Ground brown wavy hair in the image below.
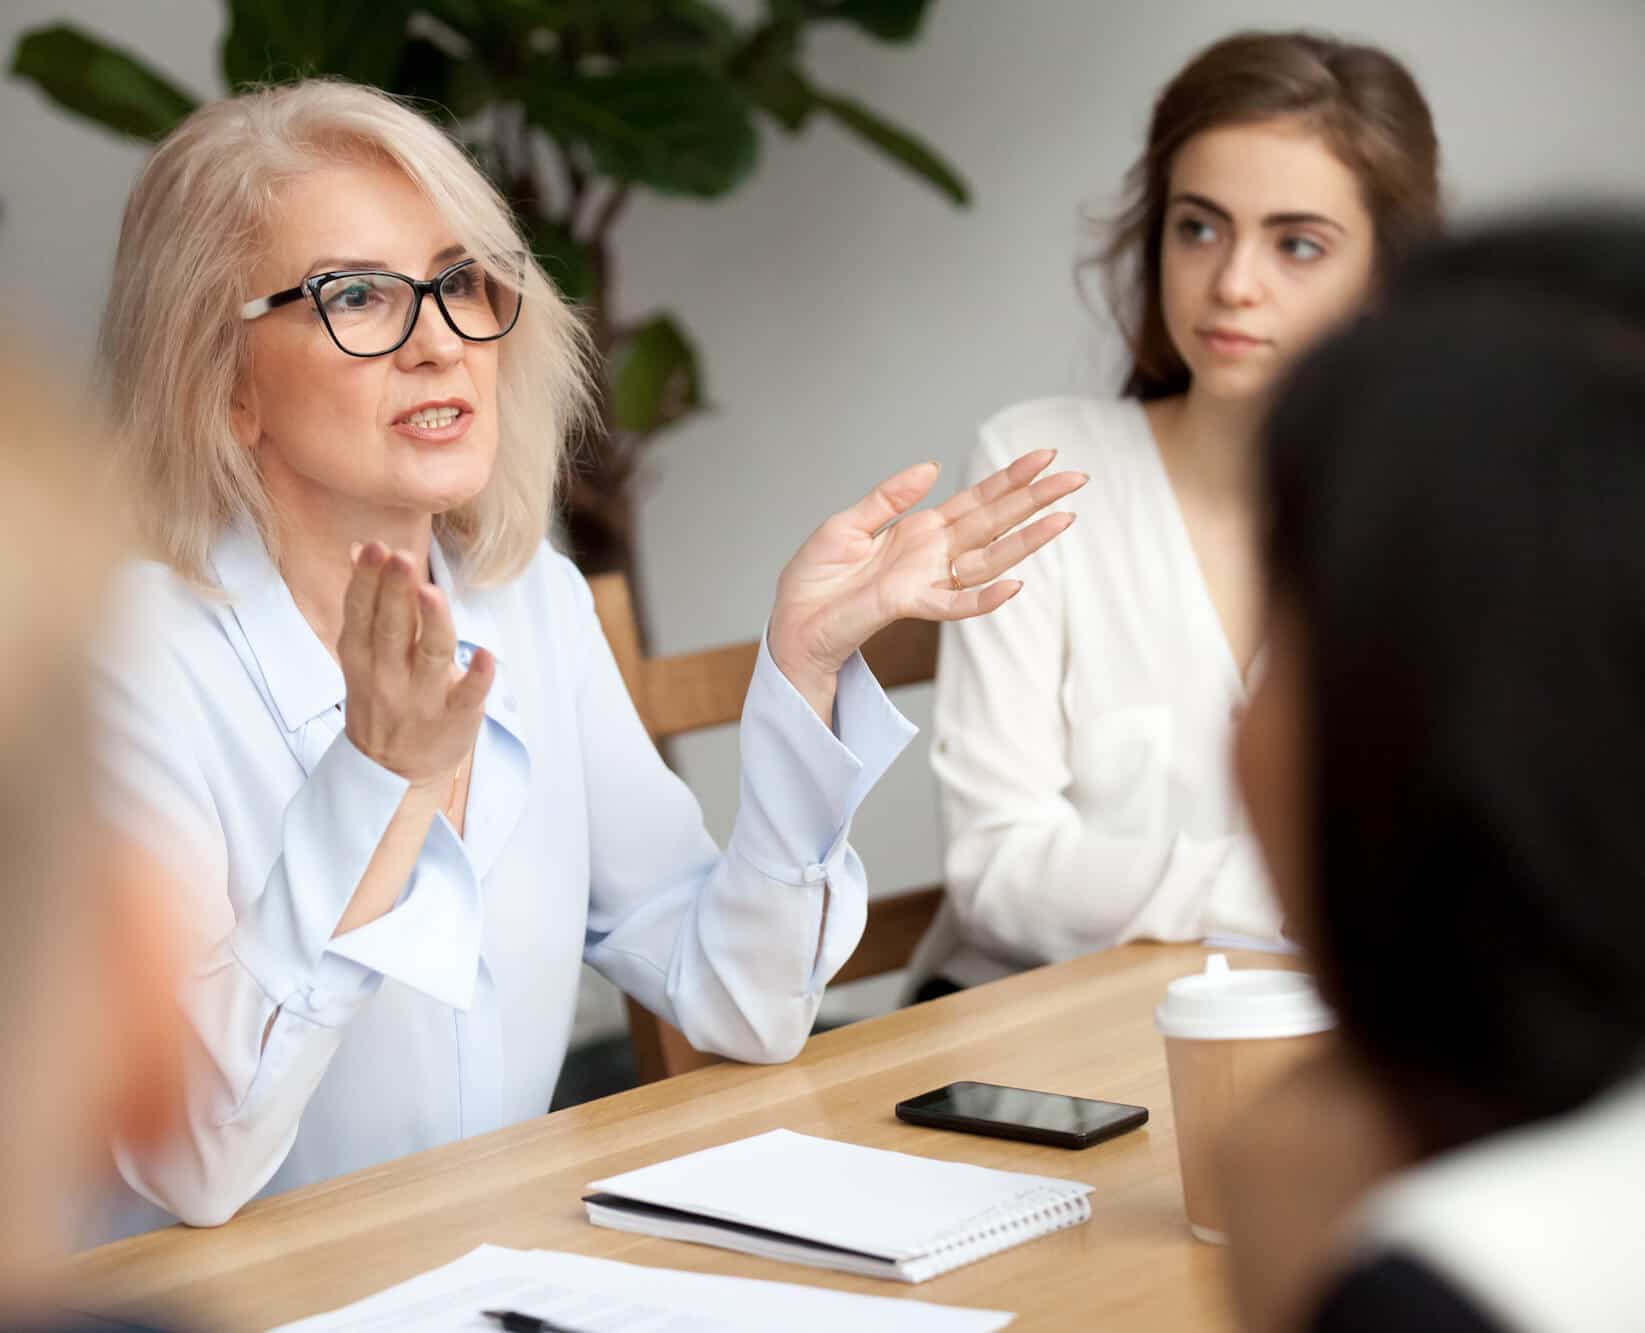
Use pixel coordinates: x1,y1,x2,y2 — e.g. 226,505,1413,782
1093,30,1442,400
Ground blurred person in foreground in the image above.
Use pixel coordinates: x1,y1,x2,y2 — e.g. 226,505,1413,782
1223,212,1645,1332
0,351,186,1330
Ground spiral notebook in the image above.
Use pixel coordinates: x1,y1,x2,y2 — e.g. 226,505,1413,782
582,1129,1093,1283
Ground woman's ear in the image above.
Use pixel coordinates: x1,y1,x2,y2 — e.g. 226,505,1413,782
229,376,261,452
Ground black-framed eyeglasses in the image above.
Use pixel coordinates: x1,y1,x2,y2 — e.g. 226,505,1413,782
240,256,524,358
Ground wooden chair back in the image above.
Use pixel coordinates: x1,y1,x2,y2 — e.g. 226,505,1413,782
589,572,943,1082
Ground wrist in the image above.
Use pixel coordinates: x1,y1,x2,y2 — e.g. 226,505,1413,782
767,630,839,702
768,608,845,682
400,781,444,811
344,730,450,795
765,626,841,731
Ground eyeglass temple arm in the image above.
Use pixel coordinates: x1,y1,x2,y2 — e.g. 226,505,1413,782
240,286,308,322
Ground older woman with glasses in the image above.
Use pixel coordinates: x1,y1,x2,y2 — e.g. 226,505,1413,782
93,80,1083,1236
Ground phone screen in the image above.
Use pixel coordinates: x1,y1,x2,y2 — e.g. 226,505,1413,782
900,1081,1145,1138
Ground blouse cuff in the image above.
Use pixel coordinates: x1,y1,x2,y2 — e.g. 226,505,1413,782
728,628,916,884
229,732,484,1020
325,814,484,1011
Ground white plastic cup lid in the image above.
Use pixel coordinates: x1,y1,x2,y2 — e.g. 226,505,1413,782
1154,954,1336,1040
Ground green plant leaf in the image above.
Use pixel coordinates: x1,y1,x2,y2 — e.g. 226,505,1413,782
10,24,197,142
729,21,814,130
658,0,741,46
812,87,968,205
743,61,815,130
526,213,594,303
598,1,739,56
613,314,704,435
221,0,422,89
525,61,757,197
825,0,932,42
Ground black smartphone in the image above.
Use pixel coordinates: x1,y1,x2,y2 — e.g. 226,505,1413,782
895,1080,1148,1149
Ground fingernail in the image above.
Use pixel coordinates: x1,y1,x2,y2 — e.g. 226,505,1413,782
349,541,363,564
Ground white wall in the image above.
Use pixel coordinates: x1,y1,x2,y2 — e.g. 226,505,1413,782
6,0,1644,1036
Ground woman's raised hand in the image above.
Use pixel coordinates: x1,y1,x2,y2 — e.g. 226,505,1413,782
767,449,1087,696
338,542,492,792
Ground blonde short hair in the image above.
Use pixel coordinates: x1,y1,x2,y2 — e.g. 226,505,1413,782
100,79,593,587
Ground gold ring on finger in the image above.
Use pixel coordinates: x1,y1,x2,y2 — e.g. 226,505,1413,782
948,556,965,592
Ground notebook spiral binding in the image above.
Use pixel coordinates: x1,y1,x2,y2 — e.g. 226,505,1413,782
904,1186,1094,1282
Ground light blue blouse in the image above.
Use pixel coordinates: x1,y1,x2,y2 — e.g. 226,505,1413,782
94,518,914,1235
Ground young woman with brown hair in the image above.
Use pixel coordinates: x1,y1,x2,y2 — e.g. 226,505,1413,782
912,31,1442,997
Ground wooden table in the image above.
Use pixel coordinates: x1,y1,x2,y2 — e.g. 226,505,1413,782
69,943,1267,1331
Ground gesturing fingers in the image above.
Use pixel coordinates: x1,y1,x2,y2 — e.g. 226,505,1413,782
841,461,942,536
930,579,1025,621
340,541,387,667
412,584,458,692
933,449,1057,525
448,646,495,716
948,510,1076,590
947,466,1087,555
338,544,493,786
372,552,421,678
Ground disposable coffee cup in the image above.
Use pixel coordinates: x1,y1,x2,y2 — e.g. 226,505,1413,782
1155,954,1335,1244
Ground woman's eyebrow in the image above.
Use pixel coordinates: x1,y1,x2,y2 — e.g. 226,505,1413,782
1262,211,1346,233
303,256,385,275
298,245,469,278
1169,193,1346,233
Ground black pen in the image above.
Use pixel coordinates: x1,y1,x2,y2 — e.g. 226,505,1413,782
482,1309,585,1333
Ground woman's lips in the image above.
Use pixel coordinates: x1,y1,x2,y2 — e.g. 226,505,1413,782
1199,329,1270,357
391,408,474,443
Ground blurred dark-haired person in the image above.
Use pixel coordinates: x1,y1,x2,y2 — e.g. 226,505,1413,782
1222,211,1645,1332
911,31,1443,997
0,352,186,1331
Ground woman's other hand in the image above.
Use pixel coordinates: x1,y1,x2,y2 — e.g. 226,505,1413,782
768,450,1086,713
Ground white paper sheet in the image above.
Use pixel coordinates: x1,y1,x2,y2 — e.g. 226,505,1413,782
269,1244,1013,1333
